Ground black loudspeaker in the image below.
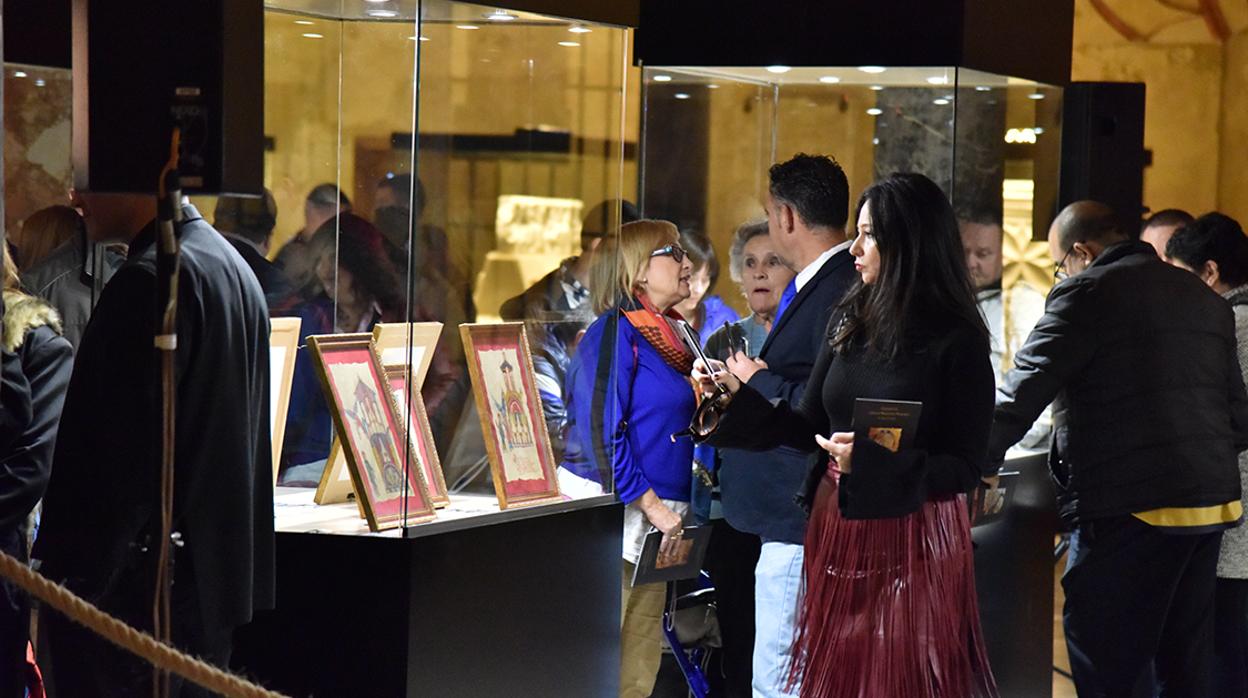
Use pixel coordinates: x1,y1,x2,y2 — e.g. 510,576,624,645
72,0,263,194
1059,82,1146,234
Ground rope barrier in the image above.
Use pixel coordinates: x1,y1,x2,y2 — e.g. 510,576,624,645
0,549,288,698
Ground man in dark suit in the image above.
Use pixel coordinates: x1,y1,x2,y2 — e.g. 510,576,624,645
34,192,274,696
718,154,858,697
213,189,292,309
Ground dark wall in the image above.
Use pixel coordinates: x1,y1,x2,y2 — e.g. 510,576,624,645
3,0,71,68
638,85,710,231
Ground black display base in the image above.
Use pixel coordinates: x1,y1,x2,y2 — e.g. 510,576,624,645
973,452,1059,698
233,498,624,697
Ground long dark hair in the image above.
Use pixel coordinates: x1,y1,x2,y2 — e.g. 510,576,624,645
833,172,987,359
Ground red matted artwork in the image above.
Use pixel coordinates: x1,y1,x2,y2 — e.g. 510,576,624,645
460,323,562,509
309,333,436,530
385,365,449,508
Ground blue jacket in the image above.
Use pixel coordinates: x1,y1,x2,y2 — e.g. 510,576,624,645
717,249,857,543
562,309,696,504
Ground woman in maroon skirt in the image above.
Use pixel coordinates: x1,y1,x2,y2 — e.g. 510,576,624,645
698,172,998,697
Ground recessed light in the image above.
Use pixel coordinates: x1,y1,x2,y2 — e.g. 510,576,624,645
301,32,324,39
926,76,949,85
364,0,388,3
1028,92,1046,100
367,9,398,17
870,85,884,91
568,25,592,34
766,65,791,74
975,85,991,92
486,10,516,21
867,108,883,115
653,75,672,82
456,24,480,30
675,93,691,100
558,41,580,47
34,79,46,87
872,138,880,145
13,71,27,78
706,84,720,89
859,66,886,74
294,19,315,25
819,76,841,84
933,98,950,105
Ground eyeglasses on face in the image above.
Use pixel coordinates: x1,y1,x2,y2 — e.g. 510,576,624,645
650,244,687,264
1054,247,1072,281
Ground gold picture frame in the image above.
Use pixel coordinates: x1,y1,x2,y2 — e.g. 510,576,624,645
385,365,449,507
460,323,562,510
269,317,302,487
314,438,357,506
309,333,436,530
372,322,443,389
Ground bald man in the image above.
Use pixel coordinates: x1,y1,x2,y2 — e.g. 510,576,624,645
1140,208,1195,258
987,200,1248,696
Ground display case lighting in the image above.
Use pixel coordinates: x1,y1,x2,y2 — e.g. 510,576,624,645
975,86,992,92
486,10,516,21
367,9,398,17
933,98,950,105
766,65,791,74
653,75,672,82
706,84,720,89
674,93,691,100
456,24,480,30
866,107,883,115
819,76,841,84
557,41,580,47
870,85,884,91
925,76,949,85
13,71,27,78
859,66,886,74
1028,92,1045,100
294,19,315,25
568,24,592,34
301,32,324,39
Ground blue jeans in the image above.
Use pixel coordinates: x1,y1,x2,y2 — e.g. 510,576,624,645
753,541,803,697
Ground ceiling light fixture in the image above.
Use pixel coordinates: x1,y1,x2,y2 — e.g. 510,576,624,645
819,76,841,84
301,32,324,39
557,40,580,47
765,65,791,74
34,79,46,87
456,24,480,30
706,84,720,89
933,98,950,105
13,71,27,78
675,93,691,100
294,19,315,25
975,85,991,92
486,10,516,21
867,107,883,115
568,24,592,34
858,66,886,74
652,74,672,82
1028,92,1045,100
926,76,949,85
367,9,398,17
870,85,884,91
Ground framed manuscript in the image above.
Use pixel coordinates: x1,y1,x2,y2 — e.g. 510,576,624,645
460,323,561,509
309,333,436,530
372,322,443,389
268,317,302,487
385,365,449,507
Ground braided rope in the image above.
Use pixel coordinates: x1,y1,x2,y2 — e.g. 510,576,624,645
0,550,287,698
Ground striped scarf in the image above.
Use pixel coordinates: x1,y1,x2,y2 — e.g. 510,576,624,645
620,294,694,375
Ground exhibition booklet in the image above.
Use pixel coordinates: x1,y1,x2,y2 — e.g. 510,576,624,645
851,398,923,453
631,525,711,586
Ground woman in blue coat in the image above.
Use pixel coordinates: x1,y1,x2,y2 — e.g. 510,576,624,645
561,219,697,698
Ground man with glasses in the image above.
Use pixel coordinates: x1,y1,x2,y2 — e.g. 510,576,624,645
989,200,1248,696
718,153,857,698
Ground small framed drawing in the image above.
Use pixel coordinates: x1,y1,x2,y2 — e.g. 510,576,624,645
309,333,436,530
372,322,443,389
385,365,449,507
460,323,561,509
269,317,302,487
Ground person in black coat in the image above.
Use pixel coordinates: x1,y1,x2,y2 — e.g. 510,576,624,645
715,154,858,697
988,201,1248,696
698,173,997,697
213,190,293,310
0,252,72,698
33,194,274,697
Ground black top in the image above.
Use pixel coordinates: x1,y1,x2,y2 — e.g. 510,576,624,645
712,313,994,519
990,240,1248,524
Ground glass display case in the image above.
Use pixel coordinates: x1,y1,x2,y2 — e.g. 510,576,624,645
253,0,634,532
638,65,1063,381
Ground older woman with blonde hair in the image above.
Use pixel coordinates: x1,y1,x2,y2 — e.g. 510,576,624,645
560,219,697,697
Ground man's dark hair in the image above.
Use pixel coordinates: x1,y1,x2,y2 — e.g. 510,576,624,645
214,190,278,246
306,183,352,211
679,229,720,295
1054,201,1125,252
1165,212,1248,288
580,199,639,249
767,153,849,231
834,173,986,359
956,206,1004,228
1143,208,1194,232
377,173,427,216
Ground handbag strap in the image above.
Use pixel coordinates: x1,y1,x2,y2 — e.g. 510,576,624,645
590,310,639,490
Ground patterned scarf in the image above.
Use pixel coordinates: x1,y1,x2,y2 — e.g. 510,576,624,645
620,294,695,375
